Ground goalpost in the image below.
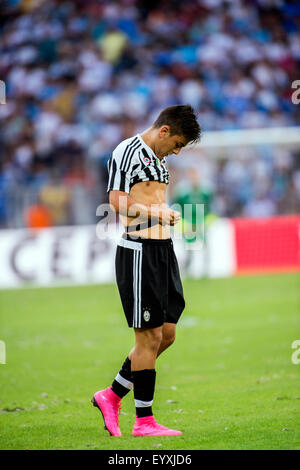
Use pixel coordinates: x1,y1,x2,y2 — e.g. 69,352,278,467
198,126,300,148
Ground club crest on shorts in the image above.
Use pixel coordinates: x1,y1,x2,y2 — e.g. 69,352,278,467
143,310,151,322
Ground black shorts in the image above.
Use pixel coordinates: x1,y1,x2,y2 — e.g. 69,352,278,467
115,234,185,329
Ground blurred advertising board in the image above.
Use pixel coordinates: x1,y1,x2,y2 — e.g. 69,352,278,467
0,216,299,289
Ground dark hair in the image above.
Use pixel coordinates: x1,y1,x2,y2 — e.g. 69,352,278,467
153,105,201,144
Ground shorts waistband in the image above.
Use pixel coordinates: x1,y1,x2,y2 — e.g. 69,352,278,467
122,233,173,246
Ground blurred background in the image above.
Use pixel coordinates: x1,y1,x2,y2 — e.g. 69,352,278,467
1,0,300,228
1,1,299,451
0,0,299,286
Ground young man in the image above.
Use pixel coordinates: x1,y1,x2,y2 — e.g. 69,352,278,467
92,105,201,437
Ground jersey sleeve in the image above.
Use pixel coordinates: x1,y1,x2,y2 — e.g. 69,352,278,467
107,147,132,194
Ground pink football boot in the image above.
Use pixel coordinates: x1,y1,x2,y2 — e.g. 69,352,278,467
91,386,122,437
132,415,182,437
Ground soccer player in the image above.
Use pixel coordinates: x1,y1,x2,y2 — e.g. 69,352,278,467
172,167,214,277
92,105,201,437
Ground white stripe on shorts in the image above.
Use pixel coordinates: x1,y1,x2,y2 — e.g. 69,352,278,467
118,237,142,251
133,249,142,327
133,250,138,327
137,250,142,327
118,237,143,328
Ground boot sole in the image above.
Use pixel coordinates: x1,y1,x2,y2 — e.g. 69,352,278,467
91,396,116,437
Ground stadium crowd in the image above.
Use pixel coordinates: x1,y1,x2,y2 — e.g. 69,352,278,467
0,0,300,228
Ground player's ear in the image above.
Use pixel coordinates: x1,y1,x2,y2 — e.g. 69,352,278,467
159,125,170,139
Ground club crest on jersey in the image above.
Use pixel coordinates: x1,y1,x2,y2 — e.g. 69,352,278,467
143,310,151,322
143,155,151,164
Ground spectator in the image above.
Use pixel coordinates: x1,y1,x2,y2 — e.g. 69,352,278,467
0,0,299,228
39,170,71,226
24,200,53,229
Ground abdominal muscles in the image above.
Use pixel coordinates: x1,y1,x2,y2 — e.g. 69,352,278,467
121,181,171,239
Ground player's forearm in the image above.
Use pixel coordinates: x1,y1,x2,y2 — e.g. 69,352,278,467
109,191,161,221
109,191,181,226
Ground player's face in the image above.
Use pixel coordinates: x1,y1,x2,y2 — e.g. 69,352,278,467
157,126,188,158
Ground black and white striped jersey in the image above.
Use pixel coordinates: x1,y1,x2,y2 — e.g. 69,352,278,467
107,134,170,194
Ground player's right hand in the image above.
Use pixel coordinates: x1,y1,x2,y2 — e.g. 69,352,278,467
159,207,181,226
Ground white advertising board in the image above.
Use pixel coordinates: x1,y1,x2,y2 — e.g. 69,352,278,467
0,221,234,289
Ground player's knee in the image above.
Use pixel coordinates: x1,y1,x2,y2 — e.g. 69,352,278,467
137,327,163,353
169,334,176,347
162,323,176,347
149,329,163,352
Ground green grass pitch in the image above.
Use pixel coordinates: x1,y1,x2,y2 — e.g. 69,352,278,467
0,273,299,450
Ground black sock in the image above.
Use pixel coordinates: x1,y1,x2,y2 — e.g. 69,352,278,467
132,369,156,418
111,357,133,399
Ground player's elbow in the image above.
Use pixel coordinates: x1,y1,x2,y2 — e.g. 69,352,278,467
109,191,119,213
109,190,128,214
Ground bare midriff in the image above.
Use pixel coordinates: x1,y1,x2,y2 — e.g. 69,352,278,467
120,180,170,239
